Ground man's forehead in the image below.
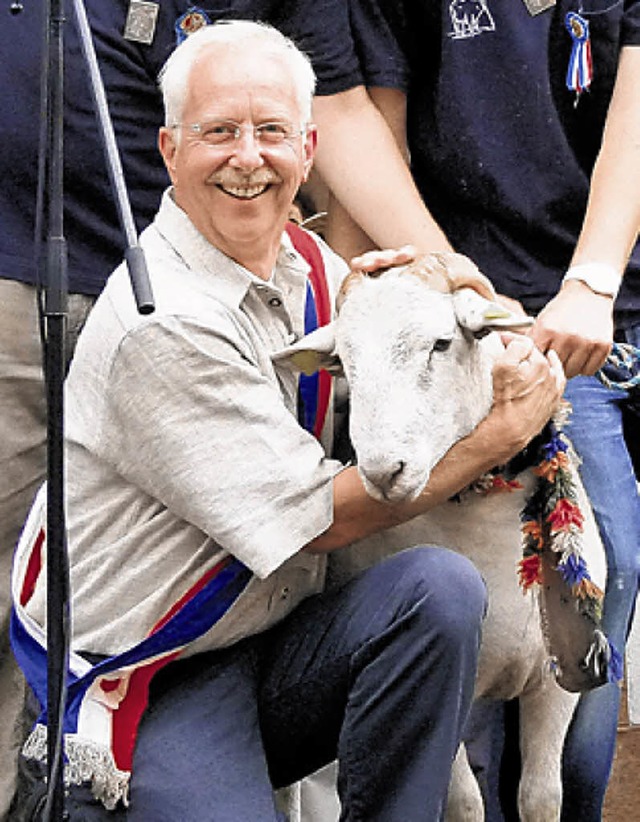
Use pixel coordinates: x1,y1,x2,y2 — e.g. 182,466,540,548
192,46,295,91
186,48,301,116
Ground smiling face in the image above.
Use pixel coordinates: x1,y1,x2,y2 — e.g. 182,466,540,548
159,44,316,277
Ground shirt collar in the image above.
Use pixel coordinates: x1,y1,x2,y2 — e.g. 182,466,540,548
152,189,310,309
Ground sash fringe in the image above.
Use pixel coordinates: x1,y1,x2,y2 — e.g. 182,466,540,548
22,723,131,810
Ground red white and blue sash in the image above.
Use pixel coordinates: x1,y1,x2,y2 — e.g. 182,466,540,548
285,222,333,439
12,487,252,808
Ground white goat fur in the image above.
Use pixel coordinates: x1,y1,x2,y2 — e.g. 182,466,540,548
278,264,606,822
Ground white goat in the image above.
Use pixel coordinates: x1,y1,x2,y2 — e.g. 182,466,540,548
275,258,607,821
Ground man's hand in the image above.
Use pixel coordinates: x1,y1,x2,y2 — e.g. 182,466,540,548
529,280,614,378
486,334,566,460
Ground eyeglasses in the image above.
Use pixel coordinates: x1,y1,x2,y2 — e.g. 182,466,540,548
172,119,307,148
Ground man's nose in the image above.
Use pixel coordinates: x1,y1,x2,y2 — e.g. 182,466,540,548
228,129,265,170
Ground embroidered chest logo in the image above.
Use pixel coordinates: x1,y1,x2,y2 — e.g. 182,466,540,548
448,0,496,39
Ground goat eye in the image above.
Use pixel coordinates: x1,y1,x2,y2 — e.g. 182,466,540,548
433,338,452,353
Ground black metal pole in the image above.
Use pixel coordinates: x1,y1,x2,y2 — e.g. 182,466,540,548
71,0,154,314
42,0,69,818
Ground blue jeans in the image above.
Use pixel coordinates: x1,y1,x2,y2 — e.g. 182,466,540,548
25,548,485,821
561,323,640,821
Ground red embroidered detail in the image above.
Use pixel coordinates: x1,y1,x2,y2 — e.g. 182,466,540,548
548,498,584,533
488,475,524,493
518,554,542,590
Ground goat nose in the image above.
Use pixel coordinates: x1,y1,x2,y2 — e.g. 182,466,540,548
359,459,406,498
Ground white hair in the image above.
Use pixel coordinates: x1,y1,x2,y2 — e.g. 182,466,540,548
159,20,317,128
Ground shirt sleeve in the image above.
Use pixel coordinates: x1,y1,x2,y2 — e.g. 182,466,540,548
274,0,366,95
622,0,640,44
99,312,342,578
348,0,410,91
143,0,366,96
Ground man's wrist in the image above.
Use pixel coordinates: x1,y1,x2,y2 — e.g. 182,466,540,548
562,262,622,299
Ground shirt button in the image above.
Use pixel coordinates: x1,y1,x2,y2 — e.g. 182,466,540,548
280,586,290,600
269,296,283,308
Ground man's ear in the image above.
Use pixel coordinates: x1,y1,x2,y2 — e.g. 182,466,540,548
302,125,318,182
158,127,178,184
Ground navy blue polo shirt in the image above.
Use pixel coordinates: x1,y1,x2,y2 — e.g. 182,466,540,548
350,0,640,328
0,1,362,296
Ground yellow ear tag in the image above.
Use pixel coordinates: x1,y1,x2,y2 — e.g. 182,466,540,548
483,305,512,321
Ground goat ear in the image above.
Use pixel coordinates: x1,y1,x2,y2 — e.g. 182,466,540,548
453,288,534,337
271,324,343,375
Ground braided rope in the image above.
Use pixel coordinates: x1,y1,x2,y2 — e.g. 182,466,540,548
596,342,640,391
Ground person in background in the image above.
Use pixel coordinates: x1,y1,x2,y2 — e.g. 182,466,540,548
322,2,640,818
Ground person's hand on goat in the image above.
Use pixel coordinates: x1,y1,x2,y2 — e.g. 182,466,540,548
349,245,418,273
349,247,496,300
528,281,614,378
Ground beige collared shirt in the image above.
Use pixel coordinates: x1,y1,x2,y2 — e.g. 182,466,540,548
27,191,349,656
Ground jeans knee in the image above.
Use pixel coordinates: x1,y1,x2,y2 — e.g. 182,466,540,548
389,546,487,643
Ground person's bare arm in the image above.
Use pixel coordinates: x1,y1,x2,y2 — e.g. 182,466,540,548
313,86,452,259
531,46,640,377
571,46,640,276
306,337,565,553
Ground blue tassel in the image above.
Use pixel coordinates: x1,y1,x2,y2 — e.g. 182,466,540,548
558,552,590,587
542,430,569,461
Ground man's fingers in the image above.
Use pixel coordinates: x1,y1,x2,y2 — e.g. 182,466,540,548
497,334,536,367
493,335,564,403
546,349,567,396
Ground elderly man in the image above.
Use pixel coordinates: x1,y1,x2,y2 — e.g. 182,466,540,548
13,21,563,820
